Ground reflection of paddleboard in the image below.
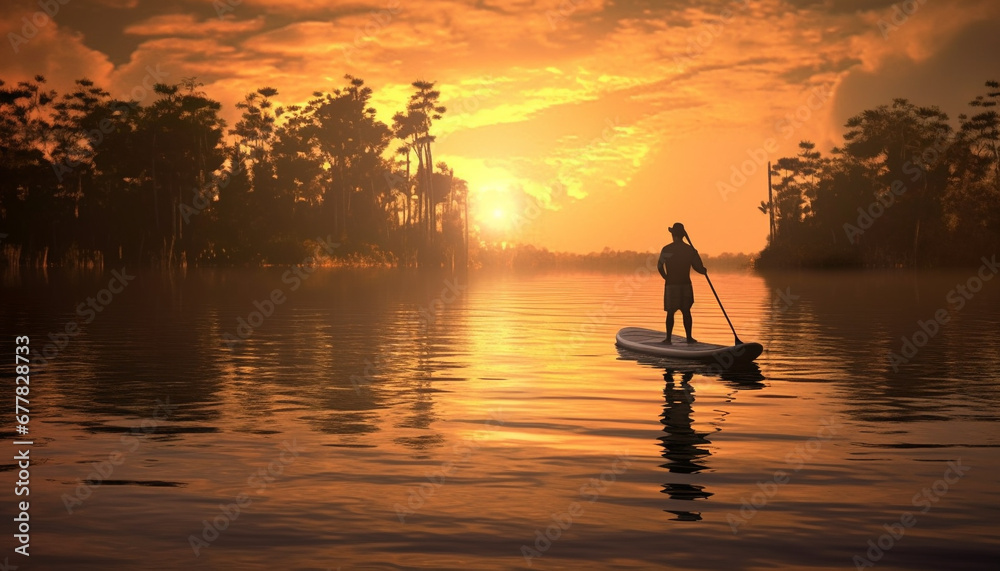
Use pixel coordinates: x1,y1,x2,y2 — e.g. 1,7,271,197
615,327,763,365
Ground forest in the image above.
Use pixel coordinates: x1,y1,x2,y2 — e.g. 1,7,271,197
0,74,467,268
757,80,1000,268
2,74,997,270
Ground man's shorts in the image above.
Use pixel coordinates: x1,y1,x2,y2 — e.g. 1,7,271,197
664,283,694,312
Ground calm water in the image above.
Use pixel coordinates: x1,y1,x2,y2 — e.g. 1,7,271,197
2,265,999,570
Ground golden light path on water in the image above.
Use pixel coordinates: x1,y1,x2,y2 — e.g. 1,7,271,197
4,268,999,569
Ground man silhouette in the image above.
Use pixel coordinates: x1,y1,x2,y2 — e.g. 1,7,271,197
657,223,707,344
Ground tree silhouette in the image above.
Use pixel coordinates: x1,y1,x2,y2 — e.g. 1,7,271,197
0,76,63,266
758,83,999,268
392,81,446,256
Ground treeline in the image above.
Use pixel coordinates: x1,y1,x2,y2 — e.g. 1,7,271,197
0,74,469,268
476,244,753,271
757,80,1000,268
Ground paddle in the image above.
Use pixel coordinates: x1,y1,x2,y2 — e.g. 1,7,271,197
683,232,743,346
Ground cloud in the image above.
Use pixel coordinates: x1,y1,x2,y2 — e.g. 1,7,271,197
2,0,999,253
124,14,267,37
94,0,140,7
0,5,115,93
849,0,1000,71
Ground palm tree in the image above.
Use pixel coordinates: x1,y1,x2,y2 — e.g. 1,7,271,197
393,81,445,245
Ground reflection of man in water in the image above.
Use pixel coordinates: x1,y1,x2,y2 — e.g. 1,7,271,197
661,370,713,514
658,223,707,344
661,371,711,475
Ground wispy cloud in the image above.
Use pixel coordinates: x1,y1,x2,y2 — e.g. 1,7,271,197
124,14,267,37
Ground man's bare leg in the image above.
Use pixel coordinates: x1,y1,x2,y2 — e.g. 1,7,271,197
664,311,675,344
682,308,696,343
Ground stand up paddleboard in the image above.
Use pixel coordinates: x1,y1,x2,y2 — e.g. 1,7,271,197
615,327,763,365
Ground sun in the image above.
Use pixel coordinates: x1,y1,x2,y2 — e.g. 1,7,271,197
475,186,518,232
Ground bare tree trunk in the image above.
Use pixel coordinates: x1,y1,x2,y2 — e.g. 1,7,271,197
415,141,427,242
447,168,454,216
768,161,775,245
152,132,159,231
405,148,411,229
463,188,469,269
425,144,435,238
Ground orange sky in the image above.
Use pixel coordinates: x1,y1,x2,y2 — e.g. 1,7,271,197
2,0,999,255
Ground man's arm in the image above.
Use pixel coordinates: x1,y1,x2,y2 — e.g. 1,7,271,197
657,249,668,280
692,249,707,275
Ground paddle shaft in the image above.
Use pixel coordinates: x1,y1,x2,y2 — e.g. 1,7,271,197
684,233,743,345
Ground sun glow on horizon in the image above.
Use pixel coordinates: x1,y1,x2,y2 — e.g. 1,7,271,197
474,185,517,234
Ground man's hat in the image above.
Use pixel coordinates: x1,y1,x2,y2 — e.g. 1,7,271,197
668,222,686,236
